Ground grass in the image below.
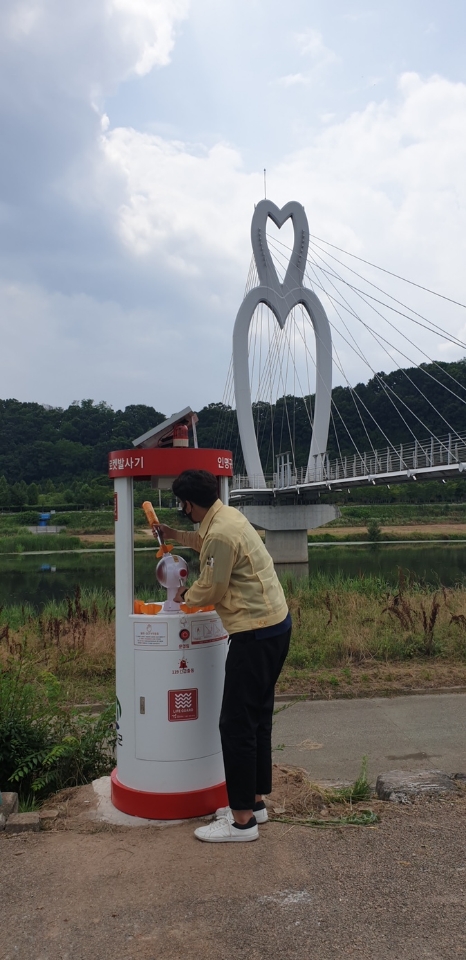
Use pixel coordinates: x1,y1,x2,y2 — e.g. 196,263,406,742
334,756,371,802
280,570,466,680
0,534,82,554
1,572,466,706
328,503,466,526
1,503,466,555
269,757,378,828
0,507,194,555
18,794,40,812
0,663,116,802
309,530,466,543
0,586,116,704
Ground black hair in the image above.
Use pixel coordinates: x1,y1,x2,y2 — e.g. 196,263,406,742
172,470,218,508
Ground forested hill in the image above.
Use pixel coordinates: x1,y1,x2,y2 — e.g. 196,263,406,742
0,400,166,484
1,358,466,485
199,359,466,474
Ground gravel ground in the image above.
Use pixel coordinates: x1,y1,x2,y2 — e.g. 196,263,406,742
2,794,466,960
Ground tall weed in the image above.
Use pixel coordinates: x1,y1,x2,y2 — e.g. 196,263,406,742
0,664,115,800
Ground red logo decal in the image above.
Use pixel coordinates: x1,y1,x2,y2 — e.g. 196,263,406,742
168,688,198,722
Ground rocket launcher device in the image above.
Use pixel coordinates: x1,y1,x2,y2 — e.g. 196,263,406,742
142,500,173,558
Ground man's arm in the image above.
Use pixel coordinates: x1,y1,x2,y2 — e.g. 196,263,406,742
158,524,202,553
178,537,236,607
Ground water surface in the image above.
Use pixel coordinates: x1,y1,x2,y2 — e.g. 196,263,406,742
1,543,465,609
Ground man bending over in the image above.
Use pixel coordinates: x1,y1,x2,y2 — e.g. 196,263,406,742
159,469,291,843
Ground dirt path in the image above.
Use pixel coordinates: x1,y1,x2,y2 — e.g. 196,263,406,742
2,790,465,960
77,534,150,544
78,524,466,544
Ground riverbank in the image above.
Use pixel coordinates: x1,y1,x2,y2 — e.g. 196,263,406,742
3,524,466,555
1,576,466,705
3,502,466,553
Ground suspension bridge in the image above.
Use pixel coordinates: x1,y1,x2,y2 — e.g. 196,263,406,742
213,199,466,567
230,431,466,501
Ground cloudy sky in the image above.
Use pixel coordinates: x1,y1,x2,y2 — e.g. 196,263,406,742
1,0,466,416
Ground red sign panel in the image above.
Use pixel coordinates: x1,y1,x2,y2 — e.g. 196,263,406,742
108,448,233,479
168,688,198,722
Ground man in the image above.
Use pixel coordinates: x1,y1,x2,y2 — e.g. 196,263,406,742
159,469,291,843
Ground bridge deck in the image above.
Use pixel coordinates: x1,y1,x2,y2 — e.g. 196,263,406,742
230,432,466,500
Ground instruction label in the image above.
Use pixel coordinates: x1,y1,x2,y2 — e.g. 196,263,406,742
134,621,168,648
191,618,228,644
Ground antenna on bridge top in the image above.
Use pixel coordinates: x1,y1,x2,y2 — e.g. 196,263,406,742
263,168,266,199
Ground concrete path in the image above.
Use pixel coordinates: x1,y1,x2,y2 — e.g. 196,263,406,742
272,692,466,783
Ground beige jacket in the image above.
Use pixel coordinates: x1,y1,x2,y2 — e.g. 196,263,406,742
174,500,288,635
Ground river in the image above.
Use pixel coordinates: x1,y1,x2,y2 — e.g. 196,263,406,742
1,542,465,609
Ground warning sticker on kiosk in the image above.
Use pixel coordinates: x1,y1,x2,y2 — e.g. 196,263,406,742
134,621,168,647
168,688,198,721
191,618,228,644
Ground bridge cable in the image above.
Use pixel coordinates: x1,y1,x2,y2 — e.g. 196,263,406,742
266,237,382,464
307,237,466,352
307,234,466,311
265,236,376,468
306,247,466,442
305,263,461,460
308,246,466,401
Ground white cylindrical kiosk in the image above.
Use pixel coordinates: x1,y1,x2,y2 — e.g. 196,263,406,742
108,437,234,819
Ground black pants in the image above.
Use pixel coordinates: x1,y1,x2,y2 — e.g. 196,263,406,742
219,627,291,811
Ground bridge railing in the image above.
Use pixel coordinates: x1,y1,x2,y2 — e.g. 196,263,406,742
232,432,466,491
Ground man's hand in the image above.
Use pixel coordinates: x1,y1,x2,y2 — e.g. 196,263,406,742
174,586,187,604
157,524,176,541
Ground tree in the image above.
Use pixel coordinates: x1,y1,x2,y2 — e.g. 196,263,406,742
10,482,28,508
27,483,39,505
0,475,10,505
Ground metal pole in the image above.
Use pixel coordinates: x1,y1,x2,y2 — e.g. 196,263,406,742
219,476,229,505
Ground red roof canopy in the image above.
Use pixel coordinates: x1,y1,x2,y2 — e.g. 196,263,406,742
108,447,233,479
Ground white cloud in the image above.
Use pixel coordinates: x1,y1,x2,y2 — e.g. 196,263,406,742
296,28,338,67
99,71,466,301
0,0,190,100
2,4,466,415
276,28,338,90
100,130,261,270
341,10,376,23
107,0,190,76
0,280,218,411
276,73,310,88
83,71,466,399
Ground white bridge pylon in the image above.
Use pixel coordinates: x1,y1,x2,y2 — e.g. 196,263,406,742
232,200,332,489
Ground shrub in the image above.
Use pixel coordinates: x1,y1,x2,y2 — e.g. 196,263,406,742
0,665,115,801
367,518,382,542
0,668,55,789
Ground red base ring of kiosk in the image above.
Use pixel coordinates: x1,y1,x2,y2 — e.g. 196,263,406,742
111,769,228,820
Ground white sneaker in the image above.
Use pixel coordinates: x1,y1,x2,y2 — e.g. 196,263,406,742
195,816,259,843
215,805,269,825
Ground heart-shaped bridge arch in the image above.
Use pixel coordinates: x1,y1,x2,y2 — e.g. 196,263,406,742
233,199,332,487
